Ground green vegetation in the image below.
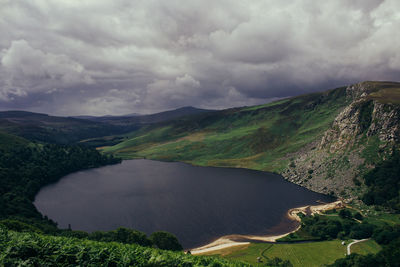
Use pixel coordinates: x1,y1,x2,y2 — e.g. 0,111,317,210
364,212,400,227
208,240,347,267
1,131,252,265
262,241,346,267
2,81,400,265
298,212,375,240
0,131,29,150
360,135,383,165
275,208,399,266
210,209,396,266
0,133,120,224
276,227,316,242
102,86,349,173
366,81,400,104
0,111,137,144
362,151,400,212
350,239,381,255
276,208,379,243
0,227,249,267
86,227,152,247
328,238,400,266
358,100,374,132
150,231,183,251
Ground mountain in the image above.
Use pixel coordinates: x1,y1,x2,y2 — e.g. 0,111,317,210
78,106,215,125
101,81,400,198
282,81,400,197
0,110,136,144
0,107,213,144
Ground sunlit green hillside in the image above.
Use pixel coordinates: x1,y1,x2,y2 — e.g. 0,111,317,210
102,86,349,172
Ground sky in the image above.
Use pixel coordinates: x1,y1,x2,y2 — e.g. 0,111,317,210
0,0,399,116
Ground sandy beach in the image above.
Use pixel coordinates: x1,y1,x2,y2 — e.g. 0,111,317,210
190,200,343,255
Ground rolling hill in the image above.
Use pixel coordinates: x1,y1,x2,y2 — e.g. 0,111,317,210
77,106,215,125
0,107,213,145
101,81,400,198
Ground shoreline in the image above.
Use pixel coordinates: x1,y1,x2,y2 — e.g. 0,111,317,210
190,200,343,255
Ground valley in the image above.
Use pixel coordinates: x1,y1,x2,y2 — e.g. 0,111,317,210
1,81,400,266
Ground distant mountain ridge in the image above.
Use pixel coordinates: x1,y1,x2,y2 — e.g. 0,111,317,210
73,106,215,125
0,106,214,144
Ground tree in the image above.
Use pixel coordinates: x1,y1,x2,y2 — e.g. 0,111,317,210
150,231,183,251
349,223,375,239
354,212,363,220
113,227,152,247
339,209,352,219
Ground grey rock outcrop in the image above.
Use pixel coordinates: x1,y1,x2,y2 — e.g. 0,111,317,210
281,82,400,198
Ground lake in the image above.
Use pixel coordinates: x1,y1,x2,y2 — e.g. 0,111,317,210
34,159,334,249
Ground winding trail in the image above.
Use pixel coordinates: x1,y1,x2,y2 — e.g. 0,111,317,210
347,239,369,255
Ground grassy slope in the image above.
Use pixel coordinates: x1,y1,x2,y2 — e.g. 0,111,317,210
0,229,250,267
366,81,400,104
204,240,347,267
102,86,349,173
0,130,30,150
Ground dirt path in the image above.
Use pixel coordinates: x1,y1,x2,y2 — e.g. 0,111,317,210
347,239,369,255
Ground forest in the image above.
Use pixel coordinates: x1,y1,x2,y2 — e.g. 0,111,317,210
0,133,121,226
0,132,256,266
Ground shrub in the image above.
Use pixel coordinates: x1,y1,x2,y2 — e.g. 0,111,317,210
339,209,352,219
150,231,183,251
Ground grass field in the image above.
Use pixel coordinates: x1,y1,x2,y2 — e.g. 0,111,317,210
203,240,348,267
350,239,381,255
200,208,392,266
363,212,400,227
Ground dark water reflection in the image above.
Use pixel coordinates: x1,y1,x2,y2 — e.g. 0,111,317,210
34,159,334,248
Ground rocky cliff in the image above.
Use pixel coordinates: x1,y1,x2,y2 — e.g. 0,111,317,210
282,81,400,199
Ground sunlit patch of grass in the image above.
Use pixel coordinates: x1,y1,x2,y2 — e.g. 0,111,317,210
350,239,381,255
241,98,291,111
364,213,400,227
204,240,348,267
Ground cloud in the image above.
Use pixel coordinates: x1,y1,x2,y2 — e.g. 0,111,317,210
0,39,92,100
0,0,399,115
143,74,201,109
76,89,141,116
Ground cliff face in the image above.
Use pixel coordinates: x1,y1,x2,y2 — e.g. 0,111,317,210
281,81,400,199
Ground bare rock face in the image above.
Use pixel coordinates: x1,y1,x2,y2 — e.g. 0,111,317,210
367,102,400,143
345,81,375,100
319,100,363,152
281,82,400,198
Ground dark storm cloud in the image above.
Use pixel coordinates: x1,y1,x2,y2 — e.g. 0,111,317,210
0,0,399,115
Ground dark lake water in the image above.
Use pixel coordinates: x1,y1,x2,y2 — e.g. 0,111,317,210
34,159,334,248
